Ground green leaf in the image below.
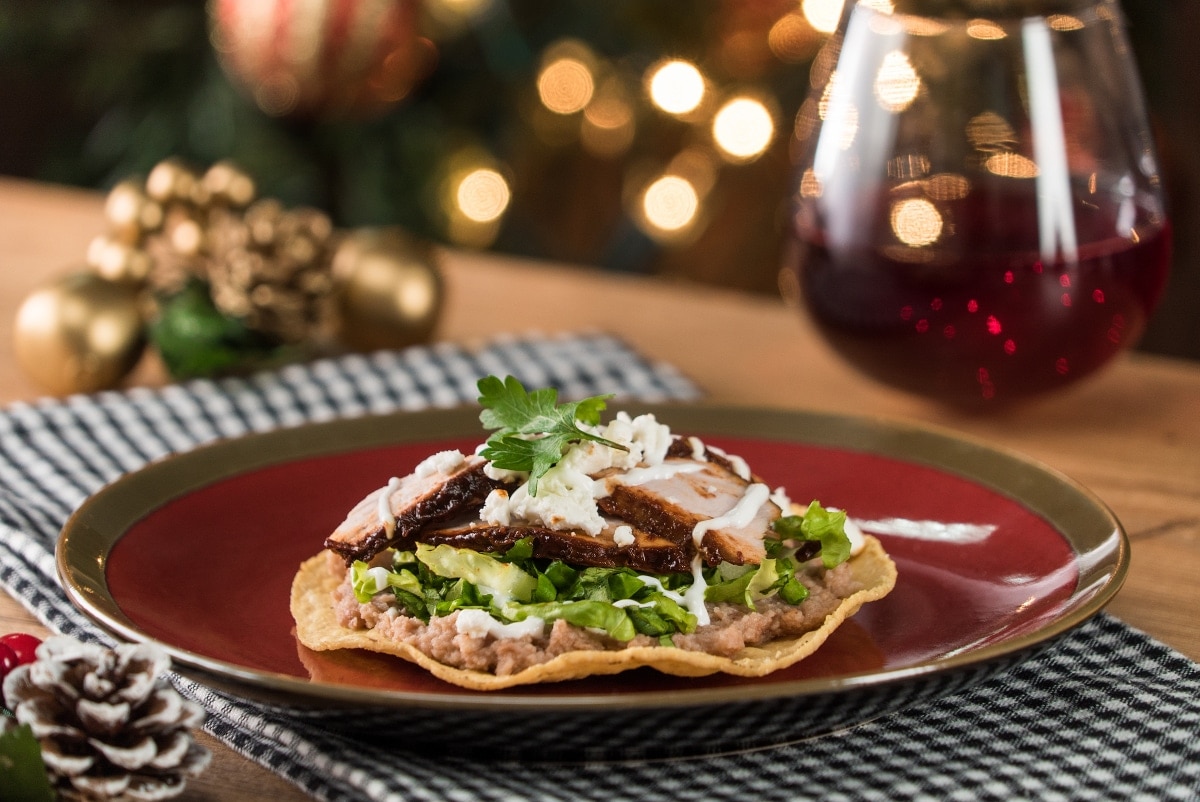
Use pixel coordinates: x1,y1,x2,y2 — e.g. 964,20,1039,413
476,375,627,495
509,600,638,642
416,543,539,605
350,560,422,604
640,593,697,633
772,501,853,568
542,561,577,591
779,577,809,604
502,537,535,562
149,279,283,380
0,723,55,802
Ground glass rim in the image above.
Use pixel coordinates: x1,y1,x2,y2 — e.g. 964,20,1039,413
845,0,1123,31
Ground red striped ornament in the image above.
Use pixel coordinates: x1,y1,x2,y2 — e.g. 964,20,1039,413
209,0,432,118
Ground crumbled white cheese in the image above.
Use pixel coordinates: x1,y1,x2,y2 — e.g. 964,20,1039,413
612,525,635,547
576,412,672,471
455,608,545,640
481,462,607,535
770,486,794,516
414,450,465,478
478,412,675,536
480,489,512,525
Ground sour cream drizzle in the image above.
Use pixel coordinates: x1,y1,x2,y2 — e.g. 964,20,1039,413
455,608,546,640
598,461,705,497
690,483,771,547
705,444,751,481
635,575,686,604
682,555,710,626
377,476,402,533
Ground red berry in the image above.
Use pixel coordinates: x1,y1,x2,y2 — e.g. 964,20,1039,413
0,642,17,682
0,633,41,665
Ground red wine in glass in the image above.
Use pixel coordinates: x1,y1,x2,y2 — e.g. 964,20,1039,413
791,181,1171,405
786,1,1171,405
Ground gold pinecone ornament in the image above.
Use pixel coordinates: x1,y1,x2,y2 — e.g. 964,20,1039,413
13,157,444,394
2,636,211,801
206,198,338,346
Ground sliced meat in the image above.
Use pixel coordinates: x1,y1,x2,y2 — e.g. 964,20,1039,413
325,454,505,564
597,457,781,566
415,518,691,574
666,436,753,480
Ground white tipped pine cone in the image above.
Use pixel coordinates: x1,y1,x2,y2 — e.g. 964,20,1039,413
2,636,211,801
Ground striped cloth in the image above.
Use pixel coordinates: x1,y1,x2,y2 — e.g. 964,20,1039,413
2,332,1198,801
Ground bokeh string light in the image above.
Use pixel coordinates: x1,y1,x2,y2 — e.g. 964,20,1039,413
407,0,857,265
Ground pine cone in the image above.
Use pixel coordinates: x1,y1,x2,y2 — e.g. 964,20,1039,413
2,637,211,801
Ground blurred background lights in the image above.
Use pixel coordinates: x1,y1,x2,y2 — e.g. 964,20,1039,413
925,173,972,200
768,14,822,63
802,0,846,35
712,97,774,161
873,51,920,112
538,56,595,115
799,168,823,198
426,0,493,25
1047,14,1085,31
456,168,510,223
891,198,944,247
647,60,705,115
985,152,1040,179
967,20,1007,40
966,111,1017,152
642,175,699,234
582,79,636,157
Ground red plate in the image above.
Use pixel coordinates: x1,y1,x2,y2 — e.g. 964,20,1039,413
57,405,1125,752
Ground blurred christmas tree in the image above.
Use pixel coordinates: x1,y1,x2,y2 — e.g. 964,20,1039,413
0,0,835,294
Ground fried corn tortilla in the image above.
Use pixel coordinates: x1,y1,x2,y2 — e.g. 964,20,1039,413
291,535,896,691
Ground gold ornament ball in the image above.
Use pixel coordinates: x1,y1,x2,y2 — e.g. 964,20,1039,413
85,235,153,285
332,228,443,352
146,158,201,205
104,179,163,243
13,271,147,395
203,160,257,208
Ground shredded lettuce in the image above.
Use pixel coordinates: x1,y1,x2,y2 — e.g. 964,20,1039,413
505,600,638,641
415,542,539,605
350,561,422,604
345,500,854,638
771,500,852,569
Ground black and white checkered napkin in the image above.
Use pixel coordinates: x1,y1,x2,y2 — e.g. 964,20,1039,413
2,332,1197,801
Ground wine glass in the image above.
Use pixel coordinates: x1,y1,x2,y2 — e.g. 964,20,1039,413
783,0,1171,405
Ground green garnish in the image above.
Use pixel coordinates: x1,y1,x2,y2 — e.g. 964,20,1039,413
771,500,853,569
477,375,628,495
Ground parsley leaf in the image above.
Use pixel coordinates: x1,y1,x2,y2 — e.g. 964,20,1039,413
477,375,628,494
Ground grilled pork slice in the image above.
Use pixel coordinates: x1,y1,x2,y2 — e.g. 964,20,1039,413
325,453,505,564
416,517,692,574
598,457,782,566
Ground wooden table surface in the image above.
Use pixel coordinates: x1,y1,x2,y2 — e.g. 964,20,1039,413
2,177,1198,799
